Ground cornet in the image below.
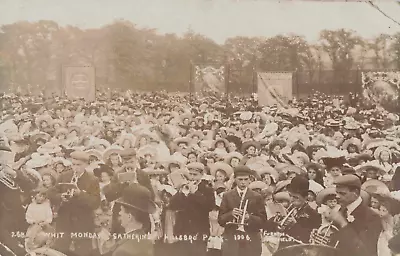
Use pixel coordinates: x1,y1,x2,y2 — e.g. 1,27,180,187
226,192,249,232
275,204,298,231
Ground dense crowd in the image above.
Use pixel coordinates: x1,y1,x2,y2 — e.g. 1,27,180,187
1,90,400,256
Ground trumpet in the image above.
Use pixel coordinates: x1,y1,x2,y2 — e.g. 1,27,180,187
236,199,249,232
181,180,200,196
274,204,299,231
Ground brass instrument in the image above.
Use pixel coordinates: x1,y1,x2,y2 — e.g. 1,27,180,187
226,190,249,231
237,199,249,232
0,164,18,190
181,180,200,196
274,204,299,231
310,221,339,247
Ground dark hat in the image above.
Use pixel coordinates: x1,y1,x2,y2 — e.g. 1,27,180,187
287,175,309,198
93,164,114,179
334,174,361,189
115,184,156,214
234,165,254,177
323,157,346,169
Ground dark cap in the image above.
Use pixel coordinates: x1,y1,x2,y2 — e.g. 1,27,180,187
234,165,254,177
334,174,361,189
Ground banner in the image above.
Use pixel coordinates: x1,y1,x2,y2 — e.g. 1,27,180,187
361,71,400,109
194,65,225,94
63,66,96,101
257,72,292,107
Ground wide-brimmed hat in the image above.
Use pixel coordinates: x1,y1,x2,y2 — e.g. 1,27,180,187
354,161,387,176
137,145,158,159
269,139,287,152
37,142,62,154
361,179,390,196
30,132,51,144
275,180,291,193
85,149,103,161
188,130,204,140
26,153,52,169
52,157,72,167
316,187,337,205
257,166,279,182
342,138,362,152
223,152,244,164
374,146,392,160
249,181,268,191
115,184,157,214
209,162,234,177
102,146,123,162
212,138,230,149
35,115,52,127
54,128,69,138
173,137,191,147
241,140,261,153
51,119,65,128
93,164,114,178
274,191,291,202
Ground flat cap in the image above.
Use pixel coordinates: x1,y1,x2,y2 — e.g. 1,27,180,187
186,162,205,172
234,165,254,177
334,174,361,189
70,151,90,162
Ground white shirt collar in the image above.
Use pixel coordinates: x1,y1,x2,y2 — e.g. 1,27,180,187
237,187,247,196
347,196,362,215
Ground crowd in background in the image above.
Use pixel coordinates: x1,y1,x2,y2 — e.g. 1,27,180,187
1,90,400,256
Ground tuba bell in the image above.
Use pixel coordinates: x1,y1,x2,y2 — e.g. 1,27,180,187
310,221,339,247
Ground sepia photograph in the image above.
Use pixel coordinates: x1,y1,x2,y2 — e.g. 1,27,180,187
1,0,400,255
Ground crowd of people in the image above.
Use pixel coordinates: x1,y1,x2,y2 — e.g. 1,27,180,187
1,89,400,256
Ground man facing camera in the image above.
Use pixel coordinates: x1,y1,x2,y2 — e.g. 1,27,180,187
218,165,267,256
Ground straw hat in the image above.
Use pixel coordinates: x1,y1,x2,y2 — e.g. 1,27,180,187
257,166,279,182
37,142,62,154
374,146,392,160
342,138,362,152
212,138,230,149
249,181,268,191
102,146,124,162
354,161,387,176
223,152,244,164
209,162,234,177
316,187,337,205
361,179,390,196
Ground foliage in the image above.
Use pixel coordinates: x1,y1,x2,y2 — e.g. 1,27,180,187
0,21,399,93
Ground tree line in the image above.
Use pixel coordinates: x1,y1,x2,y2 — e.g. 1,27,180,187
0,20,399,93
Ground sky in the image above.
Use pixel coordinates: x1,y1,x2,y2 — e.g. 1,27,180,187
0,0,400,44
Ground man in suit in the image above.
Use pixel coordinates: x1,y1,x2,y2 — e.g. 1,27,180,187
277,175,321,249
0,145,36,256
169,162,215,256
218,165,266,256
49,151,100,256
327,174,382,256
98,184,155,256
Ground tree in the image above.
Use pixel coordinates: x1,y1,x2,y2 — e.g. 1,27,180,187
389,32,400,69
369,34,391,69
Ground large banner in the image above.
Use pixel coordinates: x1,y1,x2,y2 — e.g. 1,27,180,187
361,71,400,110
257,72,292,107
194,65,225,94
63,66,96,101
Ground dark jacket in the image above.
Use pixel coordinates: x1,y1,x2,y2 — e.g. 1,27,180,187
330,203,382,256
48,170,100,233
218,188,266,234
169,180,214,237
